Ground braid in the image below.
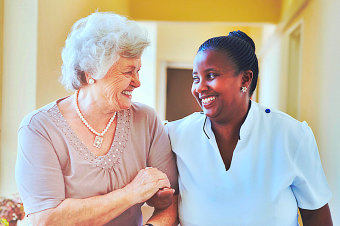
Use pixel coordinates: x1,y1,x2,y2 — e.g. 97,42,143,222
198,30,259,97
228,30,255,51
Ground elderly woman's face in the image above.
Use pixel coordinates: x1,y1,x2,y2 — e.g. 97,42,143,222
97,56,141,111
192,49,244,122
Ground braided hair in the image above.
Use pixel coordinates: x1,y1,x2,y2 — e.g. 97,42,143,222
198,30,259,97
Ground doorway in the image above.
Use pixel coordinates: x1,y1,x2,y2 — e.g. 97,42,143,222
166,68,202,121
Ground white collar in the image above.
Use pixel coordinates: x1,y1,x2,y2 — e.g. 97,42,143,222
203,100,257,141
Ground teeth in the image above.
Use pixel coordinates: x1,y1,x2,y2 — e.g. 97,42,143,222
201,96,216,105
122,90,132,95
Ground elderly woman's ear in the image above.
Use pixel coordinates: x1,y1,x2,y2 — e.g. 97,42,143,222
84,72,95,85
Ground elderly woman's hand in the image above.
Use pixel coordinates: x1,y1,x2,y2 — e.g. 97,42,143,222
124,167,171,205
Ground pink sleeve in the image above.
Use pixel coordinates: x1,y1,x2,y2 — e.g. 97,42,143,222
15,125,65,215
146,111,179,192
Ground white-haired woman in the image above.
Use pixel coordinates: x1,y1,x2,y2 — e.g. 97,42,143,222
15,12,178,226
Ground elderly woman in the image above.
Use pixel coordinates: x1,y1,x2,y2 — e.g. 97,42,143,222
166,31,332,225
15,12,178,225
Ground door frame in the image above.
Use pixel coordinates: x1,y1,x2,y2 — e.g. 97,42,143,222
282,19,304,119
157,61,192,120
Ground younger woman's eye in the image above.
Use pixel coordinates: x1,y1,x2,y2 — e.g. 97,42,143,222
207,73,218,79
192,76,200,83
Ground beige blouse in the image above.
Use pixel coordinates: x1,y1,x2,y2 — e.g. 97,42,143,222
15,99,178,226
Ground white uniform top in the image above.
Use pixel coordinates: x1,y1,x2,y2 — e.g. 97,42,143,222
167,101,331,226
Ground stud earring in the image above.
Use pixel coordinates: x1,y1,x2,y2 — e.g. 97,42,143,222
241,86,247,93
88,78,95,85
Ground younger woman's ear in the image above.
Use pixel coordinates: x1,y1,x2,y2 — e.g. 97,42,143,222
241,70,253,87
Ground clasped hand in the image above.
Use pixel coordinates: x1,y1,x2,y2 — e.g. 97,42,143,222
125,167,175,209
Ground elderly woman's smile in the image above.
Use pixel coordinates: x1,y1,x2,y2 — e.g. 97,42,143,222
122,90,133,97
98,56,142,111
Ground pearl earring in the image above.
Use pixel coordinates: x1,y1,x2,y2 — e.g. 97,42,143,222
88,78,95,85
241,86,247,93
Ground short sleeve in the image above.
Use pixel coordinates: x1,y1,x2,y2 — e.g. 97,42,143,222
147,113,178,192
291,123,332,210
15,124,65,215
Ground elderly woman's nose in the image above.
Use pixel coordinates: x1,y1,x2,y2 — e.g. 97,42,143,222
131,73,141,87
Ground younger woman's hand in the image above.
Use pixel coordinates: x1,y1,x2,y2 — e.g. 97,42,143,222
124,167,171,204
146,187,175,209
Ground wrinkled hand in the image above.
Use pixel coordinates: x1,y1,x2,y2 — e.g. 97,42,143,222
146,187,175,210
125,167,171,204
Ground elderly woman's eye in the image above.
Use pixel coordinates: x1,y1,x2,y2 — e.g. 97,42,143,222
123,71,133,75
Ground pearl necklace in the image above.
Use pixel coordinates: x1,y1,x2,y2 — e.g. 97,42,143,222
74,90,116,149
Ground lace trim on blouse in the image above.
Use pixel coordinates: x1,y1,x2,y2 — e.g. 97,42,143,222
47,104,131,170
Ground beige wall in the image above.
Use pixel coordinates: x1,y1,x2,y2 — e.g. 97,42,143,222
131,22,158,109
258,30,284,110
300,1,340,223
1,0,38,196
157,23,264,65
130,0,282,23
259,0,340,224
0,0,3,152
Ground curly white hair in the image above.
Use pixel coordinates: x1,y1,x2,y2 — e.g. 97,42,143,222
60,12,149,90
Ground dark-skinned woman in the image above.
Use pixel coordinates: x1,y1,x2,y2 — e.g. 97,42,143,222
167,31,332,226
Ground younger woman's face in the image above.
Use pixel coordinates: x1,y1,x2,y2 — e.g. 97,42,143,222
97,56,142,111
191,49,245,123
